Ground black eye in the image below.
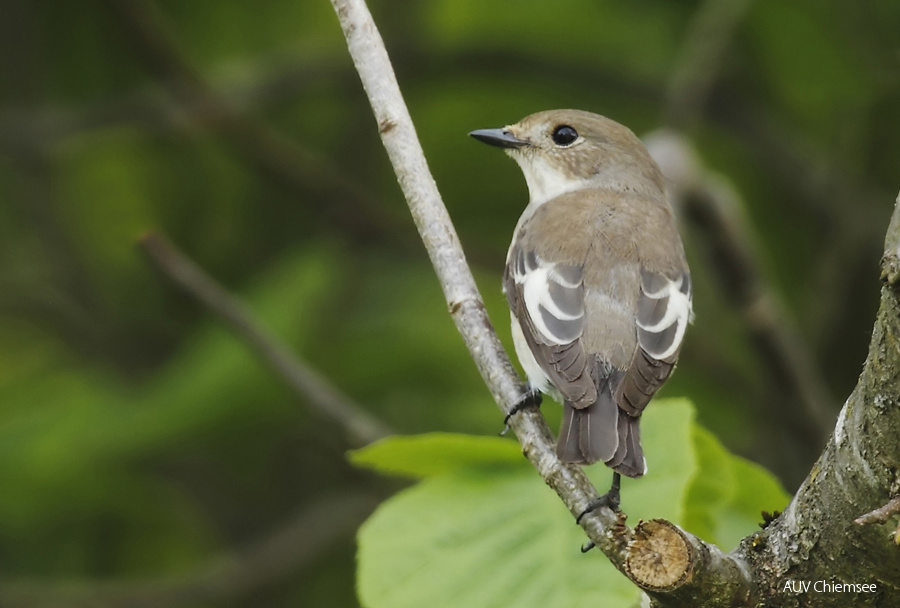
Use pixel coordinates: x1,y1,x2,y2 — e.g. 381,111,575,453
551,125,578,146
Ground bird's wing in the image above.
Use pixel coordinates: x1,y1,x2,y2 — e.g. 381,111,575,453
616,269,693,416
504,244,598,408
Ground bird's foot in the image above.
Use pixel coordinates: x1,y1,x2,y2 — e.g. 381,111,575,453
576,472,622,524
577,474,622,553
500,387,543,435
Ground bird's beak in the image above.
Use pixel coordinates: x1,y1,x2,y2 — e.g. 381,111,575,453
468,128,529,149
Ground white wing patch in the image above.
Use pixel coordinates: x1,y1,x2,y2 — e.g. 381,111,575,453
635,272,692,360
509,311,557,399
513,250,584,346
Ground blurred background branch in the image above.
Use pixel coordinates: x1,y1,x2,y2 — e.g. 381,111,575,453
140,231,392,446
648,131,834,480
654,0,841,480
664,0,754,129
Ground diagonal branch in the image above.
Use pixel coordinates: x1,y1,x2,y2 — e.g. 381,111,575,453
330,0,900,604
139,232,392,447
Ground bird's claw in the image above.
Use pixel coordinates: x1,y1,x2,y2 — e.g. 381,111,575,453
500,388,543,435
576,472,622,523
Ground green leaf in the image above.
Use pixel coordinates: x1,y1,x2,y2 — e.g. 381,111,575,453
681,425,736,545
356,400,697,608
358,470,638,608
715,455,790,550
683,426,790,550
349,433,528,478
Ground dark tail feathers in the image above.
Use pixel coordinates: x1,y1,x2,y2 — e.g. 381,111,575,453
556,384,646,477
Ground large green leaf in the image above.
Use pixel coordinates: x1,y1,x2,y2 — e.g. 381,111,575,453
355,400,696,608
358,470,638,608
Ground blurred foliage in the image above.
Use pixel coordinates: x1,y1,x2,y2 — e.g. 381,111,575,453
0,0,897,606
352,401,788,608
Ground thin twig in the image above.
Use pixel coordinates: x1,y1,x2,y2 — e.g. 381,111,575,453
854,496,900,526
139,232,392,447
0,491,379,608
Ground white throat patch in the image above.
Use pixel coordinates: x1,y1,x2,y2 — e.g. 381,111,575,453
509,152,590,207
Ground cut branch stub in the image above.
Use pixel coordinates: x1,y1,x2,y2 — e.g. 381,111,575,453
625,519,694,591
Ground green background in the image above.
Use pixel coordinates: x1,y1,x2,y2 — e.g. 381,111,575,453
0,0,896,606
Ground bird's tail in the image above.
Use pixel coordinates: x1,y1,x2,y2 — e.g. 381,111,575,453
556,382,646,477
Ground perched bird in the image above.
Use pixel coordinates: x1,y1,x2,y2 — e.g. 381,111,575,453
470,110,692,509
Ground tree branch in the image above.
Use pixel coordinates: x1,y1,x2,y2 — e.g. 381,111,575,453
854,496,900,527
139,232,392,447
330,0,900,604
735,192,900,604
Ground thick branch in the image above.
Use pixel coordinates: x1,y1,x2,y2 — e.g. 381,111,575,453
734,193,900,606
139,232,391,446
329,0,752,604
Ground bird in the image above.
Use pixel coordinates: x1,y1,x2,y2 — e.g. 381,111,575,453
469,109,692,512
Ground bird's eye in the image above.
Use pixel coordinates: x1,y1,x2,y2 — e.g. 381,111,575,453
551,125,578,146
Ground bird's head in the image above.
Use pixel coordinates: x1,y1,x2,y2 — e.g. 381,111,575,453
470,109,664,205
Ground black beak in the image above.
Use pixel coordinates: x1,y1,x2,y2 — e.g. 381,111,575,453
468,128,529,149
